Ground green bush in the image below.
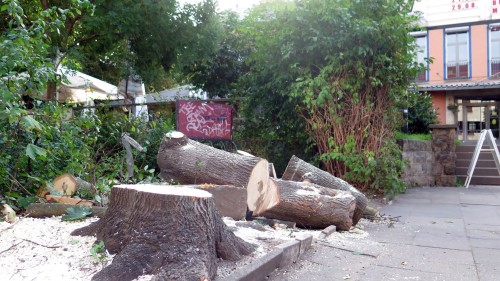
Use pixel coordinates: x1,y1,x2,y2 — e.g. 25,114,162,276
321,137,406,197
0,99,175,209
406,91,437,134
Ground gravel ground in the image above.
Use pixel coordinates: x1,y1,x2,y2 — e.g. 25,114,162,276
0,216,320,281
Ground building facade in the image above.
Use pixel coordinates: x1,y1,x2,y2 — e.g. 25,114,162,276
413,0,500,142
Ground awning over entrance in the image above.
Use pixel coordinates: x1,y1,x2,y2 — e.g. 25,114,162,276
418,80,500,92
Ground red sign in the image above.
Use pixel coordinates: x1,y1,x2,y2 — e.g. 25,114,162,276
176,100,233,140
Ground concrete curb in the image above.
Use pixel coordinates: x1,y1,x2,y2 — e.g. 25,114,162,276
221,234,313,281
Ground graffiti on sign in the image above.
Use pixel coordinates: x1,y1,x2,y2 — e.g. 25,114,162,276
176,100,233,140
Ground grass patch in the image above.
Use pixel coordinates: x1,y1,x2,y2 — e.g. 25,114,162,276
395,132,432,140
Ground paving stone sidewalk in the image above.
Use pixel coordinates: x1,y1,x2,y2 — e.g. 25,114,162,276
268,186,500,281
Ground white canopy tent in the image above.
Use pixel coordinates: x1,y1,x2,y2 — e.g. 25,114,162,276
56,67,123,103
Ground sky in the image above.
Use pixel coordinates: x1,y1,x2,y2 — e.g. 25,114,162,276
179,0,262,15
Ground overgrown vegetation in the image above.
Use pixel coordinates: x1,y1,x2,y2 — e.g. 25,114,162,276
225,0,422,195
1,0,430,205
0,101,175,209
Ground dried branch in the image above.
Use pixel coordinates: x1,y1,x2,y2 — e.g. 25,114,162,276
0,241,23,256
22,239,61,249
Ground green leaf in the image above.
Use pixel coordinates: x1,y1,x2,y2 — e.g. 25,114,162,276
1,4,9,11
90,241,106,259
61,206,92,221
26,144,47,160
17,196,37,208
20,116,43,131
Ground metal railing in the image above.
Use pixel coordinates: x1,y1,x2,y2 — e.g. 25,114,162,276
446,61,469,79
490,59,500,77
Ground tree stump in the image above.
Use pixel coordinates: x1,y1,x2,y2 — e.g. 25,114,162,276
259,179,356,230
157,131,277,213
282,155,368,225
71,184,254,281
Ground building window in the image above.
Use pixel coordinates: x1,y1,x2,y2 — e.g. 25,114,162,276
415,35,427,82
446,28,469,79
490,25,500,78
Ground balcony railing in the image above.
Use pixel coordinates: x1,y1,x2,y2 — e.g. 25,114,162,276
416,71,426,82
446,61,468,79
491,59,500,78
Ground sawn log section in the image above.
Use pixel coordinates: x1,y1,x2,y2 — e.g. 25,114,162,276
260,179,356,230
283,155,368,225
157,132,276,214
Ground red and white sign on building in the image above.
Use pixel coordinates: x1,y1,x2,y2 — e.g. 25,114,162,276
176,100,233,140
451,0,478,11
413,0,500,27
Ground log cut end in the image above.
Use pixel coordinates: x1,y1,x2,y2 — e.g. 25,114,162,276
114,184,212,198
246,159,279,215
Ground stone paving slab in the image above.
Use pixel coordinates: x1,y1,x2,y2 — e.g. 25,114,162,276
267,186,500,281
476,263,500,281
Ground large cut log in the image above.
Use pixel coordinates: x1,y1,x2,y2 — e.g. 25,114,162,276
259,179,356,231
71,184,253,281
25,203,107,218
157,131,277,214
282,155,368,225
52,173,95,197
185,184,247,220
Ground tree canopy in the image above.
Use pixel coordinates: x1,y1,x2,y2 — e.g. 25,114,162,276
0,0,221,94
196,0,423,194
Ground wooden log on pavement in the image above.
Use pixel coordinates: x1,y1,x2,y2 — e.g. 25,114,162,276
282,155,368,225
157,131,277,214
72,184,254,281
259,179,356,231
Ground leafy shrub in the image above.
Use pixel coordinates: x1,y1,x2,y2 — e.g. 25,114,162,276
321,137,406,197
0,99,175,209
406,91,437,134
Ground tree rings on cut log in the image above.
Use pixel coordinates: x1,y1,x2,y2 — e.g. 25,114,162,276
282,155,368,225
260,179,356,230
72,184,253,281
157,131,277,213
52,173,94,196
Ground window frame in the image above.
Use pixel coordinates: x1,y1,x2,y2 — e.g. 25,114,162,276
489,23,500,78
445,26,470,80
411,30,429,82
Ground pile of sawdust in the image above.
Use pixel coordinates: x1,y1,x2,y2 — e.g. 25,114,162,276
0,216,319,281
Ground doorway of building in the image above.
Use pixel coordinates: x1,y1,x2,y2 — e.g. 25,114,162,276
457,100,500,142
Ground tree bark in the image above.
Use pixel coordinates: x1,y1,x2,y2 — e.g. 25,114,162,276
157,131,277,214
259,179,356,231
71,184,253,281
282,155,368,225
